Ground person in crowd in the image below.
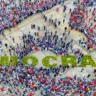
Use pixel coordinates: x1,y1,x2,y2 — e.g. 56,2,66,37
0,62,96,96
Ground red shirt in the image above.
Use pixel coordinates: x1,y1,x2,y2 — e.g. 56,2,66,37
29,93,32,96
93,92,96,96
55,88,61,92
94,80,96,85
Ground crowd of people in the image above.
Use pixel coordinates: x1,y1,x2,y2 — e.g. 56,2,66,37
0,62,96,96
0,0,93,67
0,0,96,96
0,0,86,67
69,0,96,51
0,0,60,35
2,21,83,65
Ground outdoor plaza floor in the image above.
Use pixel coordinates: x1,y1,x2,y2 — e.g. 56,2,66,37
0,0,96,95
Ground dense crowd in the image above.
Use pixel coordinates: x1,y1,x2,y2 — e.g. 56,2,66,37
0,0,58,35
0,0,96,96
0,1,90,66
0,3,85,66
0,62,96,96
69,0,96,51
